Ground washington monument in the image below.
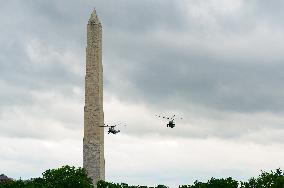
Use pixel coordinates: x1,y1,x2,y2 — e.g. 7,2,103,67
83,9,105,187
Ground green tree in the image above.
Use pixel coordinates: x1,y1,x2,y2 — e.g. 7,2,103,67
0,165,93,188
97,180,121,188
241,169,284,188
179,177,239,188
42,165,93,188
0,179,25,188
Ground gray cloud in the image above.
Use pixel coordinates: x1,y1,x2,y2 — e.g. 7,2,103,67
0,0,90,109
0,0,283,141
2,0,283,113
1,0,283,140
99,0,284,114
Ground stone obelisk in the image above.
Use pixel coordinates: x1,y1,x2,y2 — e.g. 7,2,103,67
83,9,105,187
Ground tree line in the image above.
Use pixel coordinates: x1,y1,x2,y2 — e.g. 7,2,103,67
1,166,284,188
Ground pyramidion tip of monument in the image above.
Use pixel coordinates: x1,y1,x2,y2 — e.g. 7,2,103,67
89,8,100,23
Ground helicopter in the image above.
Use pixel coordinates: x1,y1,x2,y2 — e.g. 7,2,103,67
99,123,126,134
156,115,183,128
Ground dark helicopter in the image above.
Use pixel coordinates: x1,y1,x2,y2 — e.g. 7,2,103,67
99,123,126,134
156,115,183,128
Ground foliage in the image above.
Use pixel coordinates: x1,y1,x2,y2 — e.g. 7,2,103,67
42,165,93,188
178,169,284,188
179,177,238,188
1,168,284,188
0,165,93,188
240,168,284,188
97,180,168,188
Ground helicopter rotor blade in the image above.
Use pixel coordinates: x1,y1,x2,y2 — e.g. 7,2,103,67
157,114,183,120
156,115,170,120
103,124,111,127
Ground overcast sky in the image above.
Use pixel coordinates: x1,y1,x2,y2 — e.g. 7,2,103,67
1,0,284,187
